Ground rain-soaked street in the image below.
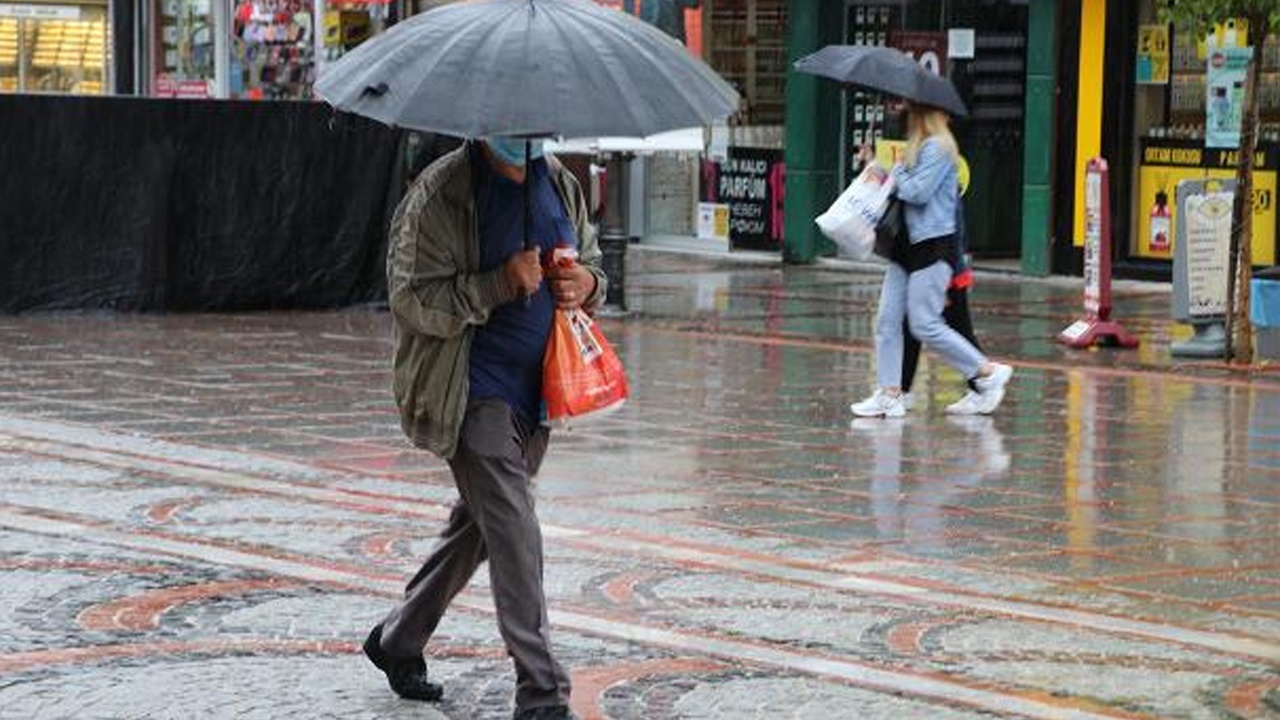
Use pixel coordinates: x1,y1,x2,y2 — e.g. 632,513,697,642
1,247,1279,719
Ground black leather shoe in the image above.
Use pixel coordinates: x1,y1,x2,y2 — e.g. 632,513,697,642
513,706,579,720
362,623,443,702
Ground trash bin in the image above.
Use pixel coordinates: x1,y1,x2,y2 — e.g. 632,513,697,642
599,231,628,310
1251,267,1280,360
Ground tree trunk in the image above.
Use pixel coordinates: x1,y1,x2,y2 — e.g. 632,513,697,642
1229,13,1270,364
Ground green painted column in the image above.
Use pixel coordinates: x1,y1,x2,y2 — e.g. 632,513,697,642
782,0,839,264
1020,0,1056,275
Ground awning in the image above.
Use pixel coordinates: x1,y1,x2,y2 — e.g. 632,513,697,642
546,127,706,155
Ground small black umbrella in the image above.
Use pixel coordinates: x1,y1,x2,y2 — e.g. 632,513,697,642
316,0,738,250
793,45,968,118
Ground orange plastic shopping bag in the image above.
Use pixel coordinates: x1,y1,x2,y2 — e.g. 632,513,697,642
542,308,629,424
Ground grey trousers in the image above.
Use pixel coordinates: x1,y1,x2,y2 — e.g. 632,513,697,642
379,398,570,712
875,260,986,388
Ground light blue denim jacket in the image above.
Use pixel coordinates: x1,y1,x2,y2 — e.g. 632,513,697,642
891,137,958,243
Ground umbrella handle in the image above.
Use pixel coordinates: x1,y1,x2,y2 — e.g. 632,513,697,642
524,138,532,251
524,139,534,305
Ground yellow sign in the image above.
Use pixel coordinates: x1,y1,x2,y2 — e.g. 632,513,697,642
874,139,971,195
1136,139,1277,264
1136,24,1169,84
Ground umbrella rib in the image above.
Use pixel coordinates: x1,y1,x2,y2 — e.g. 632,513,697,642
403,1,526,137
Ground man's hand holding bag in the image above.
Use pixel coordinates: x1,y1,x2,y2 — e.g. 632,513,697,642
542,247,629,426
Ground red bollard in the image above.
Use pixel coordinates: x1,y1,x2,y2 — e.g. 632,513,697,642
1058,158,1140,349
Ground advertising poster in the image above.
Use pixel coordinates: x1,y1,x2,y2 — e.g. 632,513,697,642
1181,186,1233,318
1135,138,1276,264
1205,46,1252,148
1136,24,1169,84
700,147,785,252
696,202,729,243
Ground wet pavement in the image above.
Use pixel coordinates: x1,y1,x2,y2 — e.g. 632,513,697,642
1,248,1279,720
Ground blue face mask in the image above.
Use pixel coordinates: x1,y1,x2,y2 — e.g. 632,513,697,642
486,137,545,166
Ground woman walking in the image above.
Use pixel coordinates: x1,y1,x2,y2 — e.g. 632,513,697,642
851,102,1011,418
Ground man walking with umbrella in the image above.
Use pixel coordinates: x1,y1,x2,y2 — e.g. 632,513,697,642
363,136,602,720
314,2,738,717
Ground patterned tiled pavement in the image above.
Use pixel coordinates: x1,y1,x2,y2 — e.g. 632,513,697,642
2,249,1280,719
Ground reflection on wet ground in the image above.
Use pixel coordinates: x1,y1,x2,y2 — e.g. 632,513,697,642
0,249,1277,719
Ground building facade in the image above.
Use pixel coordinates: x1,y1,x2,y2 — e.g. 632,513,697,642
782,0,1279,279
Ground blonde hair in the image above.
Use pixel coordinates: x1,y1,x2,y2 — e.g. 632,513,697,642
904,105,960,169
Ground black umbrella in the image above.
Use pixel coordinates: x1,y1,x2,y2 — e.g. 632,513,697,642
793,45,968,117
316,0,738,250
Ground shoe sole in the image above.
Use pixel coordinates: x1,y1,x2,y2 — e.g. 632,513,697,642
850,401,906,418
850,409,906,418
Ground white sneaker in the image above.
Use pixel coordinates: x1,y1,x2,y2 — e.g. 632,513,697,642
973,363,1013,414
850,389,906,418
901,392,916,411
944,391,984,416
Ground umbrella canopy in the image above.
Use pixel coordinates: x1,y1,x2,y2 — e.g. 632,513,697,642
314,0,740,139
793,45,968,117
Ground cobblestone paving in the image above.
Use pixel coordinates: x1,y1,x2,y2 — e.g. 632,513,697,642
1,250,1279,719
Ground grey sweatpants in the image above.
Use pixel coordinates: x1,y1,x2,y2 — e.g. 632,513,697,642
875,260,986,388
379,398,570,713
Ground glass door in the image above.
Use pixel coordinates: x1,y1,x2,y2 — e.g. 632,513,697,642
150,0,216,96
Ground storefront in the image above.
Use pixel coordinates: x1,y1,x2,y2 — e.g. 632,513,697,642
0,0,110,94
782,0,1056,268
139,0,393,99
839,0,1031,259
1056,0,1279,279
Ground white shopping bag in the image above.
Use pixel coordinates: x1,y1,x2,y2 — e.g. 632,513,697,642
814,165,895,260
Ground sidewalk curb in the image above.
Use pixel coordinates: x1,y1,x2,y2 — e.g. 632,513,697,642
629,236,1171,294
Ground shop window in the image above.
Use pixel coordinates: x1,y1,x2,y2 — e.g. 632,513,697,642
230,0,315,100
0,3,109,94
708,0,788,125
318,0,390,66
152,0,215,97
1130,6,1280,264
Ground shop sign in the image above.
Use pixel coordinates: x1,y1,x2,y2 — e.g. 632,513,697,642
890,31,947,75
1136,24,1169,84
699,147,785,252
154,75,211,99
1135,138,1276,264
1205,46,1252,148
0,3,80,19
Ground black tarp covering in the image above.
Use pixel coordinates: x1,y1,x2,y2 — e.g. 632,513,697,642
0,95,402,312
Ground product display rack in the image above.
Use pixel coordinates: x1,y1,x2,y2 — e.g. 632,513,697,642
1161,26,1280,141
155,0,215,91
707,0,787,125
1,13,107,94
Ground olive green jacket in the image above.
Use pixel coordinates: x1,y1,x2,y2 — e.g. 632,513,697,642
387,143,606,459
